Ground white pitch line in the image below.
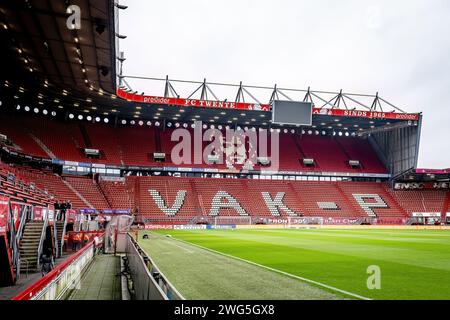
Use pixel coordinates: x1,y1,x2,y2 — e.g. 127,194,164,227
171,236,372,301
162,237,194,254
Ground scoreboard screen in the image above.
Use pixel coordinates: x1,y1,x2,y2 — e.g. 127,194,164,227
271,100,313,126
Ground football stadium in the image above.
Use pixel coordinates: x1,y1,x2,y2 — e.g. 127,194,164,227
0,0,450,310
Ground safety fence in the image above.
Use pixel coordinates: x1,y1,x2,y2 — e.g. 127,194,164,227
125,234,183,300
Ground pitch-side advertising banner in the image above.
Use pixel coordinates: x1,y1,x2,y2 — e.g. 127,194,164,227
173,224,207,230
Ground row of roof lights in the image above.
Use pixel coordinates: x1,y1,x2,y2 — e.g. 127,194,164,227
15,104,56,116
68,113,109,123
6,101,360,137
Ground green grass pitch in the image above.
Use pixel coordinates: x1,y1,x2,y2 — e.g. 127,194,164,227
138,228,450,300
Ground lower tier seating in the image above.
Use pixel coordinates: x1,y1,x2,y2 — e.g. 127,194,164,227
1,164,447,221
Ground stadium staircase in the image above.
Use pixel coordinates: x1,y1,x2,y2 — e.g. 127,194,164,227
63,176,110,210
292,135,306,158
79,124,93,149
155,127,162,152
54,213,68,258
189,180,205,216
338,138,386,173
334,183,364,217
60,177,93,209
54,221,64,257
19,220,46,272
29,134,56,159
99,179,132,210
334,138,353,169
97,181,113,209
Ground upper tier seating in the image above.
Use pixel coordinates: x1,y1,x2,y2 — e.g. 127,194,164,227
337,137,386,173
0,114,48,158
298,135,350,172
21,117,87,161
0,113,387,173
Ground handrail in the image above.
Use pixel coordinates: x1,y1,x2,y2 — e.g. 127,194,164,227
36,207,49,269
21,258,29,278
14,205,29,278
6,201,19,276
53,211,59,257
59,210,68,257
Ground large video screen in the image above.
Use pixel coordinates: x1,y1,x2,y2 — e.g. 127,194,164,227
271,100,313,126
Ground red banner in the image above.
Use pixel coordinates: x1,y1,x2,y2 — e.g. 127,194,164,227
0,195,10,235
33,207,45,221
415,168,450,174
117,89,420,121
117,88,270,111
312,108,420,121
67,209,77,223
10,202,22,232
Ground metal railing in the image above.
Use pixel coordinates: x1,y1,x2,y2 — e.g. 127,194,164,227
14,206,30,278
125,234,184,300
12,238,99,300
59,211,68,257
36,209,49,269
21,258,29,278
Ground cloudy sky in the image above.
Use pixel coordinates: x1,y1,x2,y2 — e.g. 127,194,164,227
118,0,450,168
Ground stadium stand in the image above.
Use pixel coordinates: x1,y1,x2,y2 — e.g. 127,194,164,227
63,176,110,210
337,182,407,218
99,179,134,210
20,117,87,162
3,160,444,221
299,135,351,172
445,192,450,214
387,188,447,215
0,162,53,206
11,166,95,209
290,181,362,217
0,114,388,174
115,176,409,220
336,137,386,173
0,115,48,158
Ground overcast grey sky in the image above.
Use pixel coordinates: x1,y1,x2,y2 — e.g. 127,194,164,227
118,0,450,169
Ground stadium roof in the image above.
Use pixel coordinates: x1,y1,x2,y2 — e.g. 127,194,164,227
0,0,421,134
0,0,120,109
